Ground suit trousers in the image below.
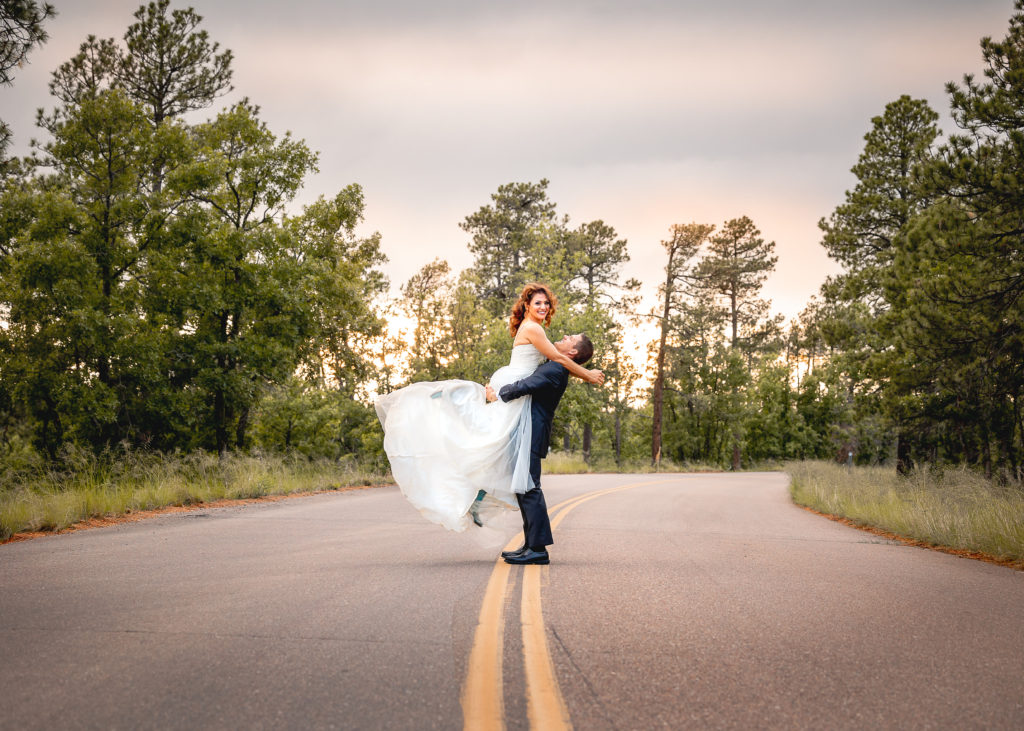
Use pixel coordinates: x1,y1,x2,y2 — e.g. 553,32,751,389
516,454,553,549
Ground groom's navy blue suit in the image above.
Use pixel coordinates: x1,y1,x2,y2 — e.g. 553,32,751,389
498,360,569,549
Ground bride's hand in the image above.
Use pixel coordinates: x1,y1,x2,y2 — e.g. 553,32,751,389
588,369,604,385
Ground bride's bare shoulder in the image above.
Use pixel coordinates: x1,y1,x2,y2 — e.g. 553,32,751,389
514,321,545,344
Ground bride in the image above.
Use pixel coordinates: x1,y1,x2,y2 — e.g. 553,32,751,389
375,283,603,532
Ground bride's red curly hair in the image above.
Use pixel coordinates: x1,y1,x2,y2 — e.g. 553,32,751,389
510,282,557,336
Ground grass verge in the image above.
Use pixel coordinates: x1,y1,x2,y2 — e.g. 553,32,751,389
1,451,390,542
541,450,721,474
786,460,1024,567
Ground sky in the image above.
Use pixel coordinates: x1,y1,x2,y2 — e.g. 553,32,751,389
2,0,1014,329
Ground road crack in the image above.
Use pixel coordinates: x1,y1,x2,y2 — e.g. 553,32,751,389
550,624,619,730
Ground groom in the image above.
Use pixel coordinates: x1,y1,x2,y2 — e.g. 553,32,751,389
485,333,595,565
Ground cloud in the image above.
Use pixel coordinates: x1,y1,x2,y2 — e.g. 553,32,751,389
224,4,1001,167
1,0,1014,325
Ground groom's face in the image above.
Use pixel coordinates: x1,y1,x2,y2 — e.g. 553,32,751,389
554,334,581,359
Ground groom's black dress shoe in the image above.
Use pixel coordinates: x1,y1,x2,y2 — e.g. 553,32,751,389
504,548,549,565
501,545,528,559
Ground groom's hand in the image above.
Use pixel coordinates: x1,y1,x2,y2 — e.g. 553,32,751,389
485,385,497,403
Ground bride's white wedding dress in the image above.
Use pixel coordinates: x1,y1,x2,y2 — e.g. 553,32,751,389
375,344,546,532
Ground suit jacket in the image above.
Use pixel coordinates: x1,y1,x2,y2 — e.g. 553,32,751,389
498,360,569,459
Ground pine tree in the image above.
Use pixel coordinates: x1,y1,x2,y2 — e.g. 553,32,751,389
819,95,939,312
460,179,556,315
650,223,713,466
0,0,55,161
815,95,940,473
890,1,1024,477
400,258,455,381
696,216,777,350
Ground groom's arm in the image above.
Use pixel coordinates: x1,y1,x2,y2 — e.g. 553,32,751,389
498,363,565,402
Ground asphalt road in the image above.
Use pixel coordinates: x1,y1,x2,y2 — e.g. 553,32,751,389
1,473,1022,729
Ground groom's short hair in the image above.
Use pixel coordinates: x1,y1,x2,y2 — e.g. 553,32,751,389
572,334,594,365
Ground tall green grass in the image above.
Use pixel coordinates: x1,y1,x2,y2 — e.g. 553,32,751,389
541,450,720,475
786,460,1024,564
0,448,390,541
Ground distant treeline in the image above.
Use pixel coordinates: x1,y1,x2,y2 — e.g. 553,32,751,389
1,1,1022,481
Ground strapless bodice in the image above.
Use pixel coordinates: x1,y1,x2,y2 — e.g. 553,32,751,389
508,343,545,371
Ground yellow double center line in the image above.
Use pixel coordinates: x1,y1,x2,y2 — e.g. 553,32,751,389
461,478,678,730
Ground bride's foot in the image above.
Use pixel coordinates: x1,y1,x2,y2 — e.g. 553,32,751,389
469,490,486,527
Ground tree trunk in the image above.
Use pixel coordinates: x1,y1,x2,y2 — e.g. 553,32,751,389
582,423,592,464
215,385,227,457
896,427,912,475
614,411,622,468
981,419,993,480
651,369,664,467
216,311,230,457
41,399,62,460
652,295,671,467
730,291,739,348
235,406,250,451
1014,391,1024,481
98,261,112,387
